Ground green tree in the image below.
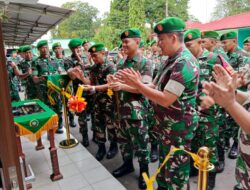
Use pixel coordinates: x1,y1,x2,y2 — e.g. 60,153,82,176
129,0,146,29
51,1,99,39
144,0,190,29
168,0,189,21
107,0,129,30
145,0,165,29
212,0,250,20
93,0,129,49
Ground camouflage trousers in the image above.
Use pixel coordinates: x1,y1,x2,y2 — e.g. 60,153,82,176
117,119,150,164
191,116,219,166
94,97,116,144
225,116,240,142
157,143,191,190
235,130,250,190
78,110,88,135
146,104,159,145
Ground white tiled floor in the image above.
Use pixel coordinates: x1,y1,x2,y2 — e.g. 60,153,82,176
21,133,126,190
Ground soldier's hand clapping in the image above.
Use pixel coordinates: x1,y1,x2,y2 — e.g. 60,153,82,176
116,68,142,88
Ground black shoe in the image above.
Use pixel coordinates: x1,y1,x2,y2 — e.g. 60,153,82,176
216,160,225,173
106,142,118,159
217,144,225,173
95,143,106,161
112,160,134,178
207,172,216,190
150,143,158,163
234,184,244,190
138,164,148,189
81,133,89,147
228,141,238,159
69,120,76,128
56,122,64,134
56,128,64,134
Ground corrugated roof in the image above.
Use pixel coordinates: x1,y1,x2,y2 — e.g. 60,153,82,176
0,1,73,46
186,12,250,31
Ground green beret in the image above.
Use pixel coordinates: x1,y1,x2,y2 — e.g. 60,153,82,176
18,46,24,53
150,39,157,47
11,50,17,54
22,45,32,52
120,28,141,40
68,38,83,49
139,40,145,48
243,37,250,44
37,40,48,49
184,29,201,42
88,43,105,53
154,17,185,34
82,39,89,45
52,42,61,50
220,31,237,41
201,31,219,39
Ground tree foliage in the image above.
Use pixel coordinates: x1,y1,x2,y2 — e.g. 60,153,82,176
129,0,146,29
52,0,190,49
51,1,100,39
212,0,250,20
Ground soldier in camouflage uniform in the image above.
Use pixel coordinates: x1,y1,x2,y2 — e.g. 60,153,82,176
184,28,230,190
82,39,92,65
18,45,37,100
7,60,23,101
140,39,160,163
64,38,92,146
117,17,199,190
201,30,229,173
82,43,118,161
243,37,250,53
32,40,63,134
200,64,250,190
52,42,76,129
220,31,250,160
82,39,97,142
108,28,151,189
10,50,23,92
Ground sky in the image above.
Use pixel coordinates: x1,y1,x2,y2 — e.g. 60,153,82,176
38,0,218,23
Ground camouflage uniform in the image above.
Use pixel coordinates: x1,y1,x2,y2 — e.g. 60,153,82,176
64,55,90,137
88,59,116,144
191,49,221,169
147,53,162,147
32,57,62,123
226,47,250,145
11,56,22,91
6,59,20,102
235,129,250,190
152,47,199,189
19,59,37,99
116,53,152,165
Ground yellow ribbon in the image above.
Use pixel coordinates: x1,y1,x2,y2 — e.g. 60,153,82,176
107,88,114,97
143,147,201,190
